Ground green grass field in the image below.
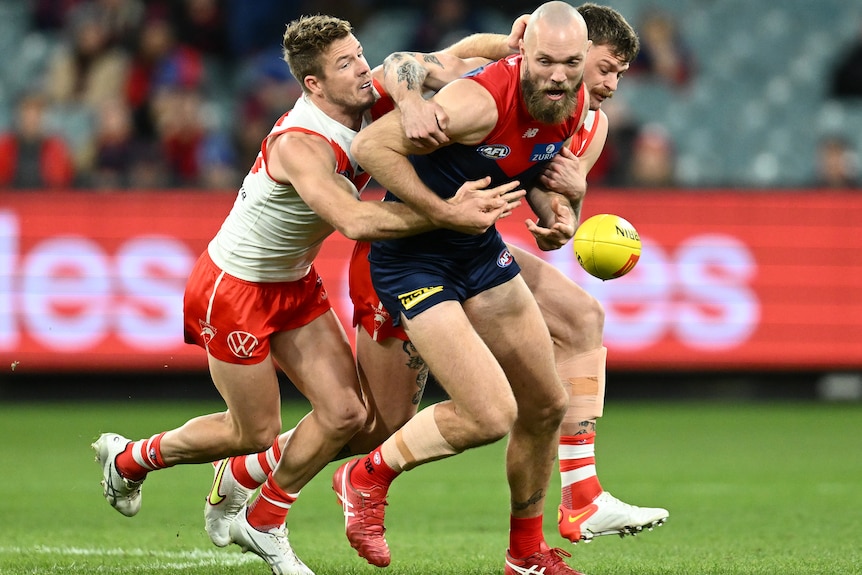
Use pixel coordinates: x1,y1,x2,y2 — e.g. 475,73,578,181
0,399,860,575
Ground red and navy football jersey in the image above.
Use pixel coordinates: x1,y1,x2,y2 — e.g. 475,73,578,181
378,54,587,253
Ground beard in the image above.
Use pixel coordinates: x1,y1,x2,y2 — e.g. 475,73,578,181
323,83,376,115
521,65,582,125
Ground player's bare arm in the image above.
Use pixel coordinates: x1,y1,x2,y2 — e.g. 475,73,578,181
380,44,503,146
441,13,529,59
383,51,490,95
536,108,608,202
351,79,520,235
526,135,582,250
538,145,586,206
379,51,485,147
378,13,528,147
268,131,435,240
527,109,610,249
429,78,500,146
525,192,576,251
525,166,577,252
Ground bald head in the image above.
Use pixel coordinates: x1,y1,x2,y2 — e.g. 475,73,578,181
523,1,589,54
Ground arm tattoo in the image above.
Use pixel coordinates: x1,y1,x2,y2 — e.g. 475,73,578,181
384,52,438,92
382,52,404,74
422,54,444,69
396,63,424,92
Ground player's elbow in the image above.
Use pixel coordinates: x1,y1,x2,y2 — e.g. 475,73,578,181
382,51,411,71
350,131,371,165
334,219,366,241
334,215,381,242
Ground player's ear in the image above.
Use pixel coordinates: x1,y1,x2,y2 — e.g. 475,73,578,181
304,75,322,95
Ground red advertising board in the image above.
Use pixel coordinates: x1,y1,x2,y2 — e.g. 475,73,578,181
1,189,860,372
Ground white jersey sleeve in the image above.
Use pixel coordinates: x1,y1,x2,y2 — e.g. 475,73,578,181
208,95,371,283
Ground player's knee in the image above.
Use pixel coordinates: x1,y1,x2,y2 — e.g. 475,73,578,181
321,399,367,441
549,388,570,426
340,405,368,438
565,292,604,336
240,419,282,453
472,397,518,443
520,386,568,433
581,294,605,335
547,291,605,354
545,388,569,429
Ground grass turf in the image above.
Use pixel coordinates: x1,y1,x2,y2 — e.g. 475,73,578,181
0,399,860,574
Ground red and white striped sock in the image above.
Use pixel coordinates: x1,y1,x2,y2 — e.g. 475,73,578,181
231,433,285,490
245,475,298,532
116,432,169,481
559,432,603,509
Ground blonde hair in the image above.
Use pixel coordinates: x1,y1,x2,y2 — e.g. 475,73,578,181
282,14,353,90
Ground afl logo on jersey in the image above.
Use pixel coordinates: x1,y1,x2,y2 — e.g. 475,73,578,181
477,144,510,160
496,248,514,268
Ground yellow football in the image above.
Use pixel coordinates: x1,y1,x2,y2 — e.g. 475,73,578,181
573,214,641,280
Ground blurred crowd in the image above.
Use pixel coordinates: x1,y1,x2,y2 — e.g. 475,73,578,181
0,0,859,192
0,0,312,191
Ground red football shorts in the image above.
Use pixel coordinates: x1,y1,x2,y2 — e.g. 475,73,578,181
183,251,331,364
349,241,408,342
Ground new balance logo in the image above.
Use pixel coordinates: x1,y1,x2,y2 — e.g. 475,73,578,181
397,286,443,310
523,128,539,138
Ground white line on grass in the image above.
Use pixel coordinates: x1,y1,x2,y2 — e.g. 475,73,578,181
0,546,259,569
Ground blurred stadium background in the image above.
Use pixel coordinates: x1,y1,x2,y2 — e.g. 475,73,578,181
1,0,861,402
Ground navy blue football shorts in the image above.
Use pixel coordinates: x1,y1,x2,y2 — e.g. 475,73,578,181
368,231,521,326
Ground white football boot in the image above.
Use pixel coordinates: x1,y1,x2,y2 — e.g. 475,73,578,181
205,458,254,547
92,432,144,517
558,491,668,543
229,506,315,575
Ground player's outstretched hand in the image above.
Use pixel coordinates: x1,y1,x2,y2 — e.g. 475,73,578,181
525,194,575,251
538,146,586,205
444,176,525,235
400,98,450,148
